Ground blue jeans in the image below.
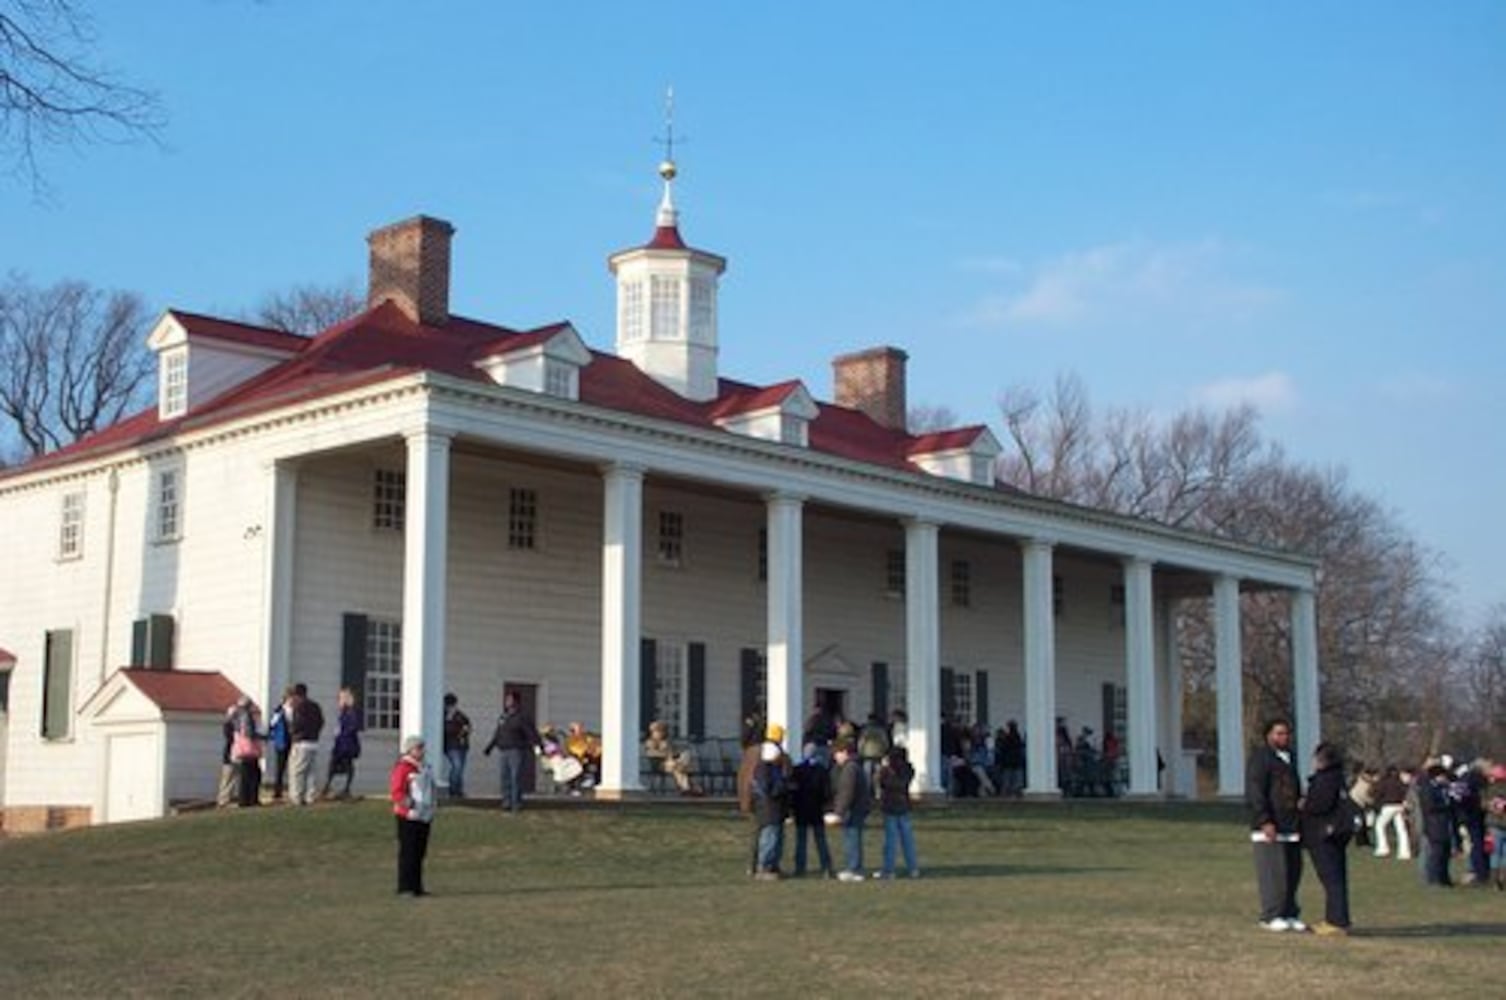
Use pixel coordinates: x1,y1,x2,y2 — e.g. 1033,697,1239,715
882,812,917,875
794,821,832,875
499,748,526,811
842,817,866,873
445,747,468,797
757,823,783,872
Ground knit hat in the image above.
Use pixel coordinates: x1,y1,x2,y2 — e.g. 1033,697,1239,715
766,722,786,744
401,735,425,754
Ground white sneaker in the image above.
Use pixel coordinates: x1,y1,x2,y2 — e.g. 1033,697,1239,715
836,871,865,883
1286,919,1309,933
1259,918,1290,932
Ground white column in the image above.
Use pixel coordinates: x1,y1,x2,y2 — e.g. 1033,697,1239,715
1123,557,1158,796
904,518,941,794
1292,587,1321,756
599,464,644,795
401,430,452,757
1214,574,1244,798
261,460,298,707
765,492,805,757
1156,595,1185,796
1022,539,1058,796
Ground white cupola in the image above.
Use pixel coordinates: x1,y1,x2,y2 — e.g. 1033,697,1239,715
607,113,727,402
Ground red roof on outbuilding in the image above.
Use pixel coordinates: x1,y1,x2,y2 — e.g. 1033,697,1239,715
120,668,246,714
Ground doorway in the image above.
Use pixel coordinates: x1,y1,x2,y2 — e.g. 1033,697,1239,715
813,687,847,725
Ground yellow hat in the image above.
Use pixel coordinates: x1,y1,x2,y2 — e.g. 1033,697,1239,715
766,723,786,743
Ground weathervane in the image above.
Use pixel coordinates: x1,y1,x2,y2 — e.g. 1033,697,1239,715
653,86,684,182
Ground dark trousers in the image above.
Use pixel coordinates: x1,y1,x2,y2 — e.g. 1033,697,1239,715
1423,835,1452,886
1252,839,1303,922
1464,817,1489,882
237,759,261,807
272,746,290,799
396,817,431,894
1308,839,1351,927
794,821,833,875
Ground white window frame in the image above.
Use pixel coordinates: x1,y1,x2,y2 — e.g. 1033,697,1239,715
654,641,689,739
58,490,85,560
951,559,971,608
543,358,576,399
650,275,681,340
657,510,684,567
373,468,406,532
952,670,975,726
160,349,188,418
365,618,402,732
885,549,905,598
508,487,538,551
620,280,645,342
156,467,183,542
689,276,714,344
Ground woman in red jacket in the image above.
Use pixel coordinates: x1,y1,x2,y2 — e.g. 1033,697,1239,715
390,735,437,896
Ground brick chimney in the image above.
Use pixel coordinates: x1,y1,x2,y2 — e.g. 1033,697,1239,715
367,215,455,326
833,346,909,431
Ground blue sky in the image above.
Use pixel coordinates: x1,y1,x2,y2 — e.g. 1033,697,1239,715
6,3,1504,624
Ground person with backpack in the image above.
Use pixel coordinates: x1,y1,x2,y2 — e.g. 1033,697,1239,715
1299,742,1354,936
857,713,890,790
266,686,295,801
829,738,870,882
750,724,791,880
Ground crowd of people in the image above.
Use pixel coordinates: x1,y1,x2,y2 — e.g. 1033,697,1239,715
736,712,921,883
1247,715,1506,939
217,683,359,808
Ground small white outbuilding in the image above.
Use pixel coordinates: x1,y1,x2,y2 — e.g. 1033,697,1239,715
80,668,245,824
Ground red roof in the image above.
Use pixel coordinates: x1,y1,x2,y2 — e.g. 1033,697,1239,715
1,296,978,482
645,225,688,250
907,426,991,455
120,668,245,714
171,311,310,353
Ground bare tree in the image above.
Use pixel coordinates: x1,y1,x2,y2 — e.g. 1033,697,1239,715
907,403,958,434
251,281,362,336
994,372,1456,763
0,1,165,191
0,272,152,459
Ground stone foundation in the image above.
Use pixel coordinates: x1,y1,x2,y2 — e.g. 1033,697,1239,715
0,805,93,834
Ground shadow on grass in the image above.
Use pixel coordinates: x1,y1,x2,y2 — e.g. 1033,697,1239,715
1351,922,1506,939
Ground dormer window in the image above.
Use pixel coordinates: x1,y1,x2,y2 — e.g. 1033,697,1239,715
474,324,590,402
544,359,576,399
161,349,188,418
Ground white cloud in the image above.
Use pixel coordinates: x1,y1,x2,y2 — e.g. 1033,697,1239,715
960,239,1280,331
1190,372,1299,415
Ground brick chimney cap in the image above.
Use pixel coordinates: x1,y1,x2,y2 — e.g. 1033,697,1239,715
832,345,908,365
367,215,456,242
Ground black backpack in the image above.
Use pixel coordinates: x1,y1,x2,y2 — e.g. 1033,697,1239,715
1326,790,1363,845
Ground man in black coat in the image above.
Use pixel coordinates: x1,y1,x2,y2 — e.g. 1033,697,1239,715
1246,717,1306,932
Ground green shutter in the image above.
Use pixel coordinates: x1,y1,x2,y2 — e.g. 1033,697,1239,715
130,618,148,667
739,648,760,724
148,614,175,669
42,630,73,739
639,639,657,738
687,642,706,740
871,661,889,719
975,670,989,728
341,614,369,695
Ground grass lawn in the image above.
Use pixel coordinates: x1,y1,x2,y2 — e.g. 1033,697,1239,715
2,798,1502,998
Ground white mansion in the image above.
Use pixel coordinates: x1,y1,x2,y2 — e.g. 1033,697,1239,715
0,162,1320,826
